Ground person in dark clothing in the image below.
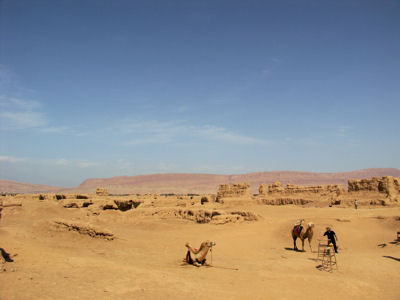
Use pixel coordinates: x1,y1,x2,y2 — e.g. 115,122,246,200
323,227,338,253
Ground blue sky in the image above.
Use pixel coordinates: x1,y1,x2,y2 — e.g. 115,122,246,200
0,0,399,187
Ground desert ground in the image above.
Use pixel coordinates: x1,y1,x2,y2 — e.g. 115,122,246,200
1,193,399,300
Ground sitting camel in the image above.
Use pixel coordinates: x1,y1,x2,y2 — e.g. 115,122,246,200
291,222,314,252
184,241,214,266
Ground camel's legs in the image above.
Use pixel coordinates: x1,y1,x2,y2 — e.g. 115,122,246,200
301,239,305,251
293,236,298,250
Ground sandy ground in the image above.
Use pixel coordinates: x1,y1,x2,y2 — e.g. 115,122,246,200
1,197,399,300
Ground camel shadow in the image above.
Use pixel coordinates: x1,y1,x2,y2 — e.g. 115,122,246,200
383,256,400,262
284,247,304,252
0,248,14,262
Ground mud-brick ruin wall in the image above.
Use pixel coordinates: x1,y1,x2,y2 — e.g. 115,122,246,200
262,176,400,196
259,184,267,195
217,183,251,199
268,182,284,193
348,176,400,197
96,188,109,196
265,182,344,195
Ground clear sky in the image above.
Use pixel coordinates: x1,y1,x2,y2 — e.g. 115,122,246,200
0,0,399,187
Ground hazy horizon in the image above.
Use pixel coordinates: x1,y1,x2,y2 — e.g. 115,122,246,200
2,167,400,189
1,0,399,187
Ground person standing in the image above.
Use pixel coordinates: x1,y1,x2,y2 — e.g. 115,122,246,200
354,200,358,209
323,227,338,253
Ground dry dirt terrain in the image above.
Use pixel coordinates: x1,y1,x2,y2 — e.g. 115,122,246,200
1,192,399,300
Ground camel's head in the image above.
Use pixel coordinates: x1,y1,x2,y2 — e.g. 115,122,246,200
307,222,314,228
205,240,216,247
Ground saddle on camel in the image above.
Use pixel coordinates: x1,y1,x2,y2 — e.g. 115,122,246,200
292,219,304,237
293,224,303,236
291,220,314,252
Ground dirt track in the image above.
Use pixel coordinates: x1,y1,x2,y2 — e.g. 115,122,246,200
1,196,399,299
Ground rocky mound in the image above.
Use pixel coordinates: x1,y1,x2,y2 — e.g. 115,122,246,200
151,208,259,224
257,198,312,205
53,220,115,240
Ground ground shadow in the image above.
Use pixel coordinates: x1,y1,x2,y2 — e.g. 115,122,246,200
0,248,14,262
284,247,304,252
383,256,400,262
378,238,399,247
308,258,319,262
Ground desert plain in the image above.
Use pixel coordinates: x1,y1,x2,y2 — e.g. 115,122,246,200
1,176,400,300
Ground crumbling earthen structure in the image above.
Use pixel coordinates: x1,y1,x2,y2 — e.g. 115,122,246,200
96,188,109,196
348,176,400,198
256,176,400,207
53,220,114,240
268,182,284,193
258,184,267,195
217,183,250,200
265,182,344,195
150,208,258,224
258,198,312,206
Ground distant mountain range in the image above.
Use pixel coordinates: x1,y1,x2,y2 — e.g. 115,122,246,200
0,179,61,194
1,168,400,194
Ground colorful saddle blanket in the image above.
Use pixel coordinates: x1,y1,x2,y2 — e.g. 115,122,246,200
293,225,303,236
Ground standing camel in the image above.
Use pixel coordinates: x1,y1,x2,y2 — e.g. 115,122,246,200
291,222,314,252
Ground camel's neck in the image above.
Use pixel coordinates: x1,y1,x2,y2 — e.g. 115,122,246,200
304,227,313,237
197,246,211,260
